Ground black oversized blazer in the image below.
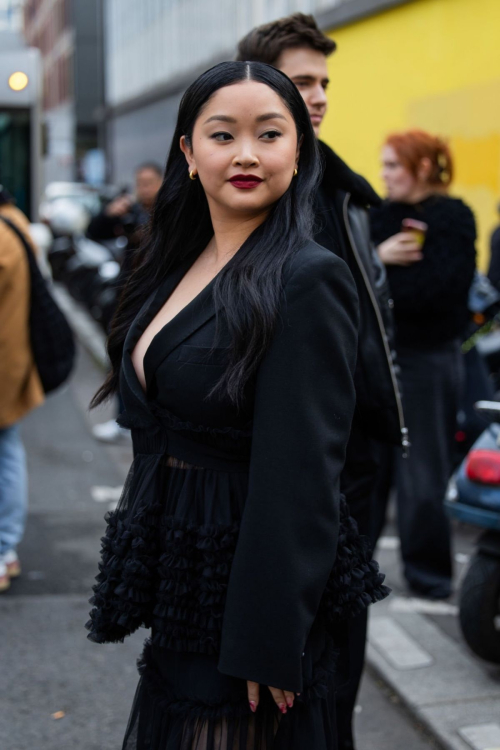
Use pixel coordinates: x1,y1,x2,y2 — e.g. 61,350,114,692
87,239,388,692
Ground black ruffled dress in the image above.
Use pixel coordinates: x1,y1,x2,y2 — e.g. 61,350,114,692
87,242,389,750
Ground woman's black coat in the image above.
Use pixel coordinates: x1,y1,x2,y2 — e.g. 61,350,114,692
86,240,389,692
370,195,477,349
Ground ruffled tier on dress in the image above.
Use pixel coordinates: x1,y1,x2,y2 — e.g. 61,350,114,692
86,451,389,653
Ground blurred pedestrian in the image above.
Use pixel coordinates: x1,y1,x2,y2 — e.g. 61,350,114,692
371,130,477,599
487,202,500,291
87,61,388,749
87,161,163,251
0,187,44,592
237,14,405,750
89,162,163,443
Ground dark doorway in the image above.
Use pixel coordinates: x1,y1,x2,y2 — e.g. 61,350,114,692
0,108,31,218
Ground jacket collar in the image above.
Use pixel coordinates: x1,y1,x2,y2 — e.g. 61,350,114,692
318,140,381,207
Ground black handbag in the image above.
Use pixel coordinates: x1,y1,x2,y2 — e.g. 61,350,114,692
0,215,75,394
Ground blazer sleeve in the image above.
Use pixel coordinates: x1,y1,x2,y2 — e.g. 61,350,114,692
218,251,359,692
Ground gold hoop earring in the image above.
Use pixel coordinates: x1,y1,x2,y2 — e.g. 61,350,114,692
293,168,298,177
189,170,197,181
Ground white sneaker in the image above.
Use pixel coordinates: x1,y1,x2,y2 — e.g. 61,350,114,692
2,550,20,578
0,561,10,592
92,419,128,443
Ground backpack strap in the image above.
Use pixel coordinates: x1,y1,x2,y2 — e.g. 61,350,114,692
0,213,36,265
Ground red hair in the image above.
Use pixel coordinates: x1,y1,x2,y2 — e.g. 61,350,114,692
385,129,454,187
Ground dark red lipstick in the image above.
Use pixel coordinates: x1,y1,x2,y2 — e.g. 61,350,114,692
229,174,263,189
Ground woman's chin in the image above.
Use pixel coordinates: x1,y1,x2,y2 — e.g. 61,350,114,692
220,195,276,216
386,189,405,202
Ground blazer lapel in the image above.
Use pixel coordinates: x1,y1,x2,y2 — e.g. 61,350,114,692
121,263,188,409
121,260,224,406
143,275,223,390
123,262,188,357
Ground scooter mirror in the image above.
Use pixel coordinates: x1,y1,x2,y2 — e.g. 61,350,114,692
474,400,500,416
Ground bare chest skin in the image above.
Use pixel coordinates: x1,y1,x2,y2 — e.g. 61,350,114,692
131,248,226,392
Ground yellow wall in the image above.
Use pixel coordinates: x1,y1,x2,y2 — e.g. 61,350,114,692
322,0,500,269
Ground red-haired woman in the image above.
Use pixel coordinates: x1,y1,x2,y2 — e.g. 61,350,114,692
370,130,476,599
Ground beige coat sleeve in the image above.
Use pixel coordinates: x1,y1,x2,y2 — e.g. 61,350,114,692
0,207,44,427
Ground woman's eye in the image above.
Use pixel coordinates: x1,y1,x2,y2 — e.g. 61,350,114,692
211,132,233,142
261,130,282,140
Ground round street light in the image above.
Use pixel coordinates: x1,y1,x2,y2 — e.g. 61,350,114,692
8,71,29,91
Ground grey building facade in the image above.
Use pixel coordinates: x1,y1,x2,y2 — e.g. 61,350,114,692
102,0,414,188
24,0,105,185
0,29,41,217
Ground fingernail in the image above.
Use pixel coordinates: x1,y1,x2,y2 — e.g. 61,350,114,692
249,700,257,713
286,697,293,708
279,703,287,714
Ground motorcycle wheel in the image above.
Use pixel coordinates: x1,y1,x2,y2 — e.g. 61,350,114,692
459,551,500,663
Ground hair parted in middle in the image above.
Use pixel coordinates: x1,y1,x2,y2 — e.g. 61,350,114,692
92,60,321,410
236,13,336,67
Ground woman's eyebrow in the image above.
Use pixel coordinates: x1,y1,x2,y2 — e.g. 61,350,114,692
203,112,287,125
255,112,287,122
203,114,237,124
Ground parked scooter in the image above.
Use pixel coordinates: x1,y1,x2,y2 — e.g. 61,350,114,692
455,274,500,463
446,400,500,663
45,197,125,332
466,273,500,389
85,237,126,331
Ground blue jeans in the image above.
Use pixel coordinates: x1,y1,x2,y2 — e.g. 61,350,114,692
0,424,27,555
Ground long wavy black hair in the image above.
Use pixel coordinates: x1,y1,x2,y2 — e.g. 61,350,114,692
92,60,321,408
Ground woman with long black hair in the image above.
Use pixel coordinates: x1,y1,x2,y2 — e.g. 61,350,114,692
87,61,388,750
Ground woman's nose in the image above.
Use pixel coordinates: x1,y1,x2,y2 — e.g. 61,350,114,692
233,144,259,168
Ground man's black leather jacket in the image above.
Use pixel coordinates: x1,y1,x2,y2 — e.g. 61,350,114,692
314,141,408,450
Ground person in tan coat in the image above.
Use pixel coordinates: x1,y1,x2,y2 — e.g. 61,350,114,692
0,188,44,592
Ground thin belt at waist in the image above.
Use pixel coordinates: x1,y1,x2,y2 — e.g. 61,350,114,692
131,427,250,473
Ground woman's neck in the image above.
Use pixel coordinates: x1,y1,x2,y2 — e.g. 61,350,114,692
403,185,447,205
207,208,269,269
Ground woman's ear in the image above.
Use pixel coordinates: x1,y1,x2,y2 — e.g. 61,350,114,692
295,134,304,167
418,157,433,183
180,135,196,173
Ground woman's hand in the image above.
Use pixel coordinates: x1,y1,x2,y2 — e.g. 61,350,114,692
377,232,423,266
247,680,298,714
105,194,133,217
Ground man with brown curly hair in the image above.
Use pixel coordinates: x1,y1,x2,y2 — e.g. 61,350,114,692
237,14,335,138
238,14,407,750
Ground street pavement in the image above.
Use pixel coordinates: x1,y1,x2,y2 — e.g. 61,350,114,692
0,341,439,750
370,498,500,749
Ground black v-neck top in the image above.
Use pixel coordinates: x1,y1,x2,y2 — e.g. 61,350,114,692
86,239,389,693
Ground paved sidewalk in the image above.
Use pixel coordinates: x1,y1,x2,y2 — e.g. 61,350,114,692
0,347,140,750
368,523,500,750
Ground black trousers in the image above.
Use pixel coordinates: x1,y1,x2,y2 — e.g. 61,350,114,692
336,421,384,750
375,342,463,599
